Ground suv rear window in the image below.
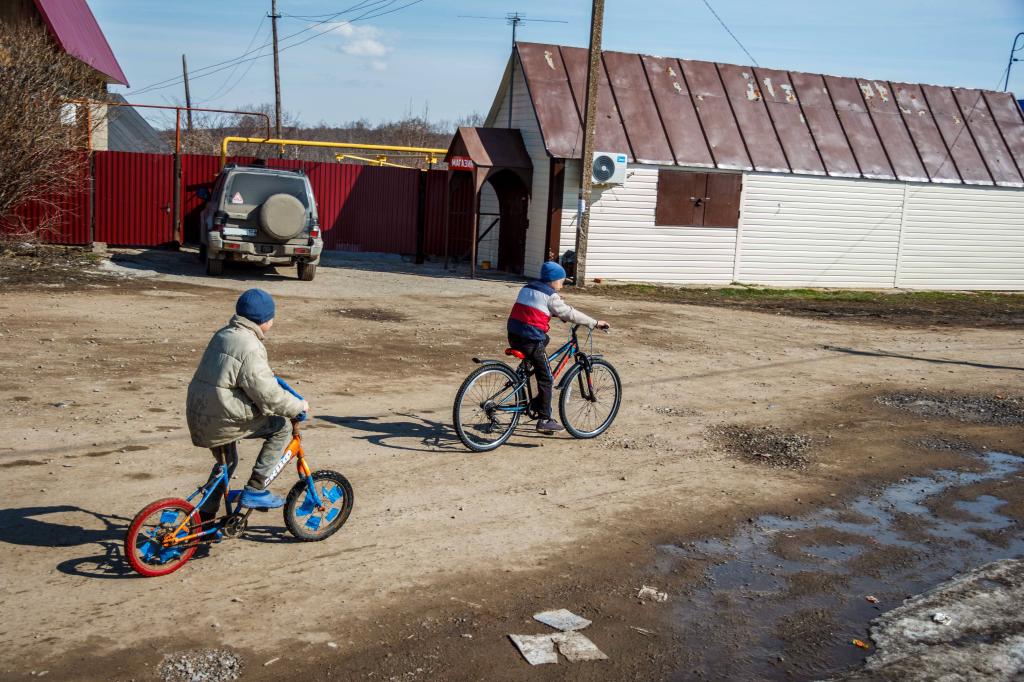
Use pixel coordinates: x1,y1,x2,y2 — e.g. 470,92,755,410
224,173,309,211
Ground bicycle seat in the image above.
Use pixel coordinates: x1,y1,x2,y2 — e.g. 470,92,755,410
504,348,526,360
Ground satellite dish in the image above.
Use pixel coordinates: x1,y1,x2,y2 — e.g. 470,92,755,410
592,154,615,183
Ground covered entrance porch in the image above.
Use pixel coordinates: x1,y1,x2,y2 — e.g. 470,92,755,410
445,127,532,277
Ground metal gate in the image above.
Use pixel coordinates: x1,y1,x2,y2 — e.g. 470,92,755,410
94,151,174,246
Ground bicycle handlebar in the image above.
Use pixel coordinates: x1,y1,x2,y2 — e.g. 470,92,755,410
275,375,307,423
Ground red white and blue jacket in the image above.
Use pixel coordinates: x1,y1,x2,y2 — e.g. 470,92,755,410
507,281,597,341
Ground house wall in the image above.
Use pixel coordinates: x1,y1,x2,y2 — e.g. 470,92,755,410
897,184,1024,290
735,173,904,287
569,164,738,283
487,60,553,278
553,163,1024,290
499,68,1024,290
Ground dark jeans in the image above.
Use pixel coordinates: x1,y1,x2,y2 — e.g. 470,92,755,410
509,332,553,420
197,416,291,518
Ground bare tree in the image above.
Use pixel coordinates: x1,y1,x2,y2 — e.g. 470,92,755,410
0,20,103,241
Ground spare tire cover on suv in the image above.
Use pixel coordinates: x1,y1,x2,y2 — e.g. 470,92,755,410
258,193,306,240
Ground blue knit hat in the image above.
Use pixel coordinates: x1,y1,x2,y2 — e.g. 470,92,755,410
539,261,567,283
236,288,275,324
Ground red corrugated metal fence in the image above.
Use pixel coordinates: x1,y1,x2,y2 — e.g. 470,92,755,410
5,151,474,258
0,151,90,244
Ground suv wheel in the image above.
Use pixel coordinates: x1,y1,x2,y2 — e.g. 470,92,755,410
297,261,316,281
205,252,224,276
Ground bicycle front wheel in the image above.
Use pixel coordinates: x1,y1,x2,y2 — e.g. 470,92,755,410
559,359,622,439
453,364,525,452
284,470,354,541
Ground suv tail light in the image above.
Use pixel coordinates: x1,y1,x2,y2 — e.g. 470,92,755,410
309,217,320,240
212,211,228,232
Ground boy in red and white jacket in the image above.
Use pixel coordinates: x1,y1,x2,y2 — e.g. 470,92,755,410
507,261,609,433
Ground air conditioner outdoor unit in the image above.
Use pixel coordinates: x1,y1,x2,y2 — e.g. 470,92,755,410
591,151,628,186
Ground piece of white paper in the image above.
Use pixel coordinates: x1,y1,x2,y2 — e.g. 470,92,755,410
509,634,558,665
533,609,592,632
552,631,608,662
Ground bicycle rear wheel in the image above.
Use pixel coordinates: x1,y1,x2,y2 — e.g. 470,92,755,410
124,498,199,577
559,359,622,439
453,364,525,452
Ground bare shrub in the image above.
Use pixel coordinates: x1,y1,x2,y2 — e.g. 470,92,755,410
0,20,102,242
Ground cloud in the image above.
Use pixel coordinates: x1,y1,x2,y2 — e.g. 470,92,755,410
315,21,390,58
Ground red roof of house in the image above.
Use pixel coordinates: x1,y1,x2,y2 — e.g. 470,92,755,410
514,43,1024,187
33,0,127,86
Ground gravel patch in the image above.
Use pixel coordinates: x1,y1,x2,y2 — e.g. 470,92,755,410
334,307,407,323
709,424,812,469
915,435,978,452
876,393,1024,426
157,649,242,682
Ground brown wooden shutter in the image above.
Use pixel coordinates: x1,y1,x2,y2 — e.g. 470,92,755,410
703,173,742,227
655,170,707,226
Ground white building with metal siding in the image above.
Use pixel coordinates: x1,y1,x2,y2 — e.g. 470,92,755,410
480,43,1024,290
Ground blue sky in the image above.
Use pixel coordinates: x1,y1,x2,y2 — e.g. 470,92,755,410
92,0,1024,128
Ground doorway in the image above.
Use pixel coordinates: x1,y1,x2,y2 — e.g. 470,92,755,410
488,169,530,275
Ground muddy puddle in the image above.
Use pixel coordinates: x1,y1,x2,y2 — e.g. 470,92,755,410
659,451,1024,681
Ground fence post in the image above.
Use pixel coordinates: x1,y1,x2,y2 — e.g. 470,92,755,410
415,169,428,264
172,151,182,245
88,151,96,246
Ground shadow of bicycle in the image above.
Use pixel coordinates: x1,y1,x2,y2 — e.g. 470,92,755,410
318,412,545,452
317,413,460,452
0,505,141,579
317,413,541,452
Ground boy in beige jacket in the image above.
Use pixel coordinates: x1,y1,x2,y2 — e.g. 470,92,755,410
186,289,308,516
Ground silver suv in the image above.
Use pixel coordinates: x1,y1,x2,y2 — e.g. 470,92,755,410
198,164,323,281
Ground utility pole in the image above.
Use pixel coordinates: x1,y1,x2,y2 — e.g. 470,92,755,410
573,0,604,287
181,54,193,134
175,54,192,247
270,0,283,142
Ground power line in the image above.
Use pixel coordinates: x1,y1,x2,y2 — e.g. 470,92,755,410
700,0,759,67
198,15,269,104
129,0,407,97
280,1,383,20
131,0,391,94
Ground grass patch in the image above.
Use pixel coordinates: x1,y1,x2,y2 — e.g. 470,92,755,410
576,282,1024,328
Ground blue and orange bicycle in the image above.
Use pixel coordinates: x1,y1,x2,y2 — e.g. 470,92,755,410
125,380,353,577
452,324,622,451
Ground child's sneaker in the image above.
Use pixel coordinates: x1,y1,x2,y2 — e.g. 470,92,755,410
536,419,564,433
240,488,285,509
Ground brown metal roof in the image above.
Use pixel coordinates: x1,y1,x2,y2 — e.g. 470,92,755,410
447,127,532,169
514,43,1024,187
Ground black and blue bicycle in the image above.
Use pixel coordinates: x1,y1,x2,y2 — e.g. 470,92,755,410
452,324,622,452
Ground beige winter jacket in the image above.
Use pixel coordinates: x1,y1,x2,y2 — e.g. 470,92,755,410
186,315,304,448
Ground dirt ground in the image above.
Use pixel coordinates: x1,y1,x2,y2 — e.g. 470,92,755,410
1,249,1022,681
